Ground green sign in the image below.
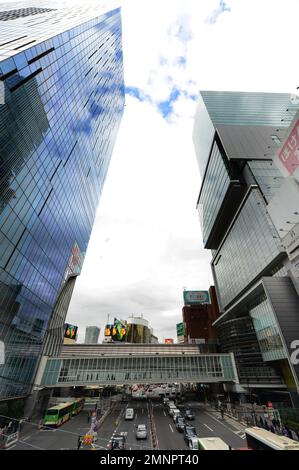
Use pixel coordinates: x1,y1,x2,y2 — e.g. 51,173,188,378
176,322,185,337
183,290,210,305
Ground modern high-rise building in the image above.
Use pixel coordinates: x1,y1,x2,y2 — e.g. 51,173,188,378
193,91,299,406
85,326,100,344
0,0,125,403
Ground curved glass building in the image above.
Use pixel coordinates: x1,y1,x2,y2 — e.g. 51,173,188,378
0,1,125,400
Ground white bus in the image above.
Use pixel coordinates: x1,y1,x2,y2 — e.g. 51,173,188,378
191,437,230,450
245,427,299,451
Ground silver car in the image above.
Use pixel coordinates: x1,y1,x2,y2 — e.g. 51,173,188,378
136,424,147,439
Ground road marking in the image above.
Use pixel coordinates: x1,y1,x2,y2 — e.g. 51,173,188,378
169,424,174,433
7,444,16,450
163,411,166,417
204,412,245,438
23,435,31,441
203,423,214,432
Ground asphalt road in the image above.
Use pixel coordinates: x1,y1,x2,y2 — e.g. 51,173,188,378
153,402,246,450
7,400,247,450
116,400,152,450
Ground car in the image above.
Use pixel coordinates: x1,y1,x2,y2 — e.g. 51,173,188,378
184,409,195,421
125,408,134,420
135,424,147,439
168,405,178,417
183,425,197,444
109,434,126,450
172,409,182,422
175,416,186,432
163,397,169,405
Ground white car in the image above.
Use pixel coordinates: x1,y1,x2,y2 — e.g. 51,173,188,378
168,406,178,417
136,424,147,439
125,408,134,420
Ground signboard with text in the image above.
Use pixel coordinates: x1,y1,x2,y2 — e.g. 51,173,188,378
278,119,299,176
176,322,185,337
183,290,210,305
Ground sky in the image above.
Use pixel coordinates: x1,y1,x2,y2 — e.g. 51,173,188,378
63,0,299,343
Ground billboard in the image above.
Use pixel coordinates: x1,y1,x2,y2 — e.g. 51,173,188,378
105,319,127,342
104,324,113,337
278,118,299,177
183,290,210,305
64,323,78,340
176,322,185,337
164,338,174,344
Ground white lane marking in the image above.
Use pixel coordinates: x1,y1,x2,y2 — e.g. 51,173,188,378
169,424,174,433
203,423,214,432
204,412,245,438
163,411,166,417
23,435,31,441
7,445,16,450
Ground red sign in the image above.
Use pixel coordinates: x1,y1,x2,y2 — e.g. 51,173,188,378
278,119,299,175
164,338,173,344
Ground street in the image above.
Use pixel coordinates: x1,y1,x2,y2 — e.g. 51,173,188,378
8,399,247,450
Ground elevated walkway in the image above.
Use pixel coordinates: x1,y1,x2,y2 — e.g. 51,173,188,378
38,343,239,386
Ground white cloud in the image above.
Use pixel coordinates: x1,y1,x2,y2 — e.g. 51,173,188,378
64,0,299,342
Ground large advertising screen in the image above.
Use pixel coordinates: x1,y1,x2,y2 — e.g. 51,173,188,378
105,319,127,342
104,324,113,337
64,323,78,340
164,338,174,344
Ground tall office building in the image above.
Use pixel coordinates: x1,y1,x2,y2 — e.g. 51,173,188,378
193,91,299,406
0,1,125,401
85,326,100,344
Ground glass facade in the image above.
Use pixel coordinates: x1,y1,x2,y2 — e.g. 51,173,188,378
216,316,283,384
193,91,299,176
126,323,151,344
41,353,237,386
197,142,230,245
200,91,298,127
249,294,286,362
0,5,125,398
213,189,284,308
246,160,284,203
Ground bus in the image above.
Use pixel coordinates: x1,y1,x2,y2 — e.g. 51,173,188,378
190,437,230,450
245,427,299,451
43,398,85,427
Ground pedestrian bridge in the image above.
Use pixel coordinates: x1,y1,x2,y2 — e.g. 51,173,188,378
38,344,239,387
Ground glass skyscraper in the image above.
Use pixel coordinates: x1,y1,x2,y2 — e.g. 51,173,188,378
193,91,299,406
0,1,125,400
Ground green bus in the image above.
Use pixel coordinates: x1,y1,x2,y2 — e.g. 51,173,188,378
43,398,85,427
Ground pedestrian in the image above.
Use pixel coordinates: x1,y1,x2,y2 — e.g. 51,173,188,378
77,435,82,450
87,411,90,423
